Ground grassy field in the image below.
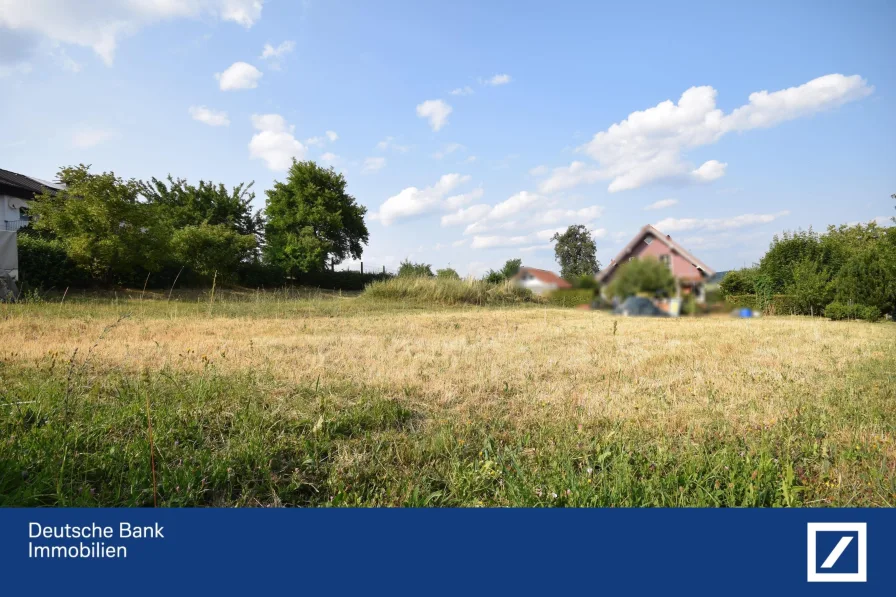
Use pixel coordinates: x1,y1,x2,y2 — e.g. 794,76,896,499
1,289,894,507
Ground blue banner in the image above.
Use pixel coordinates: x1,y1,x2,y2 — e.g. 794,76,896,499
0,508,892,594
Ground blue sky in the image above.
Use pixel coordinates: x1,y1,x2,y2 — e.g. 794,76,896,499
1,0,894,276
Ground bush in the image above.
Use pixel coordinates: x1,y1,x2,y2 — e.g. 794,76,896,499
824,302,882,322
606,257,675,299
362,277,537,305
397,259,434,278
548,289,594,307
719,268,757,298
724,294,801,314
436,268,460,280
573,274,599,290
17,235,89,290
294,270,391,291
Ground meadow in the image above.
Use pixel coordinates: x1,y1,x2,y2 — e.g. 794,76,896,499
1,287,894,507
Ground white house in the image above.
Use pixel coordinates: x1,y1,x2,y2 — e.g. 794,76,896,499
511,266,572,296
0,168,65,280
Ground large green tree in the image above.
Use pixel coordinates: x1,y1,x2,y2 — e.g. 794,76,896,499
551,225,600,280
263,160,369,274
140,176,262,237
31,165,170,282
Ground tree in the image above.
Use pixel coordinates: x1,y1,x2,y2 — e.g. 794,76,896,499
170,224,257,280
264,160,369,274
31,165,170,282
786,259,832,315
719,268,758,297
436,267,460,280
831,244,896,314
757,229,823,293
551,225,600,280
398,259,434,277
605,257,675,299
140,176,262,237
500,258,522,279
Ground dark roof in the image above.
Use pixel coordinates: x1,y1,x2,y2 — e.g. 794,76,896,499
0,168,64,200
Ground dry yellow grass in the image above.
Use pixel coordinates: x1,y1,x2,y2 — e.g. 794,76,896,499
3,303,892,438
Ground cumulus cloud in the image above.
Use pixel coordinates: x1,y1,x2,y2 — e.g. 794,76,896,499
416,99,452,131
216,61,262,90
450,86,474,96
538,74,872,193
653,211,790,233
248,113,304,171
319,152,339,163
440,204,491,227
71,127,117,148
483,73,511,86
375,174,472,225
644,198,678,211
189,105,229,126
471,224,605,250
362,157,386,173
326,130,338,142
0,0,264,65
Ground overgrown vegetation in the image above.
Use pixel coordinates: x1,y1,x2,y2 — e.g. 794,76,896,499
719,219,896,318
605,256,676,299
362,276,537,305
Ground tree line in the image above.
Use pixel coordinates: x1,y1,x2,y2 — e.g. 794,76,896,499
21,160,371,290
720,209,896,318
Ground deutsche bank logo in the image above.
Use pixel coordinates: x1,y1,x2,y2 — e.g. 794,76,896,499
807,523,867,582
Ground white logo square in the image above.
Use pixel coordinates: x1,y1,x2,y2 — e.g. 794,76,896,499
807,522,867,582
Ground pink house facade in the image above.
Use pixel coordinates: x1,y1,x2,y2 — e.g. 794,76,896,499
596,225,715,302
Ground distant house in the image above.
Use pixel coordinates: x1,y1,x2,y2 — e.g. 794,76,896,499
512,266,572,295
0,168,64,280
596,225,715,303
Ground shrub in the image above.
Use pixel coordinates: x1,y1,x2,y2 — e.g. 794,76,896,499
17,235,89,290
362,277,537,305
825,302,882,322
605,257,675,299
170,223,256,280
436,268,460,280
574,274,599,290
548,288,594,307
397,259,434,278
719,268,757,298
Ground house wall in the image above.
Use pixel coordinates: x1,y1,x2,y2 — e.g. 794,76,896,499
604,233,705,286
1,195,29,230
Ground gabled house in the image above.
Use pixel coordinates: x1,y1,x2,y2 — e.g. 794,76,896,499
596,225,715,302
0,168,64,281
512,266,572,296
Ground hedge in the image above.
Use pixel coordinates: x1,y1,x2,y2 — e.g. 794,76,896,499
724,294,801,315
548,288,594,308
17,235,90,290
824,302,881,322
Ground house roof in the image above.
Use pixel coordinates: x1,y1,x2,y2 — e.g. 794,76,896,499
0,168,64,200
514,266,572,288
596,225,715,283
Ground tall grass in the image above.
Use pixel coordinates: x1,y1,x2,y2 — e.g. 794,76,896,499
362,276,539,305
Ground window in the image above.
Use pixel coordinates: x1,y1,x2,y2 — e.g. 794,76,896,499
644,235,653,245
659,254,671,270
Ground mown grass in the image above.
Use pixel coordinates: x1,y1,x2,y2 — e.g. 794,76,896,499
0,293,894,507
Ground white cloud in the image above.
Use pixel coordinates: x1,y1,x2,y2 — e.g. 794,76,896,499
452,239,469,248
71,127,117,148
248,113,304,171
416,99,452,131
654,211,790,233
376,173,471,225
471,224,604,250
433,142,464,159
691,160,727,182
216,61,262,90
0,0,263,65
483,73,511,86
542,74,873,193
464,156,477,163
538,161,602,193
189,105,230,127
450,86,474,96
326,130,338,142
305,136,324,146
376,136,410,152
320,152,339,163
362,157,386,173
260,40,294,59
487,191,541,221
441,204,491,227
530,205,604,226
529,165,548,176
644,198,678,211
